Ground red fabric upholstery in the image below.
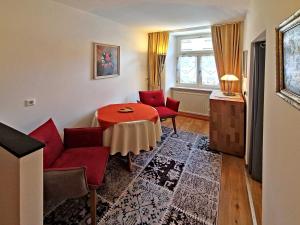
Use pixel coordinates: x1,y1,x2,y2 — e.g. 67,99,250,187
166,97,180,112
51,147,110,187
30,119,109,224
139,90,165,107
29,118,110,189
139,90,180,120
64,127,103,149
29,119,64,169
155,106,178,118
139,90,180,134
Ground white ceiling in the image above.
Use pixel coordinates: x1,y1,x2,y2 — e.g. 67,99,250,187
53,0,249,32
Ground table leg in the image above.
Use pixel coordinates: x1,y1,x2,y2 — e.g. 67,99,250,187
90,189,97,225
127,152,133,172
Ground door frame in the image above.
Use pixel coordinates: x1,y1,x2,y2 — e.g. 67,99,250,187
245,31,266,165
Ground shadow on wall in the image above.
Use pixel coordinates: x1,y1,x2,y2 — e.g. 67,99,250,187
69,111,96,128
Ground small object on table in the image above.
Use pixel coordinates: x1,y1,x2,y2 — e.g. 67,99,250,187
118,107,134,113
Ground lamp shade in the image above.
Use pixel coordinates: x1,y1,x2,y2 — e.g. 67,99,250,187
220,74,239,81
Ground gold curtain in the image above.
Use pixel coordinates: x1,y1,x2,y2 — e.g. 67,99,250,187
211,22,242,92
148,31,169,90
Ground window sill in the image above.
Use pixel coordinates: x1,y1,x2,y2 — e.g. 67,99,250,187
171,86,219,94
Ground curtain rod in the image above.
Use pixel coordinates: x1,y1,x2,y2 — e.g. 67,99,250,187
167,25,211,33
212,21,243,26
148,25,211,34
149,21,243,34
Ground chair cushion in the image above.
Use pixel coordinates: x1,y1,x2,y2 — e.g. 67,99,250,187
166,97,180,112
139,90,165,107
64,127,103,149
155,106,178,118
29,119,64,169
51,147,110,187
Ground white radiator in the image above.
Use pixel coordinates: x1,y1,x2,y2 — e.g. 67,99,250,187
172,89,211,116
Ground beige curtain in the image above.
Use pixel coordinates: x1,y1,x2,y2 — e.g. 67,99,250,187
148,31,169,90
211,22,242,93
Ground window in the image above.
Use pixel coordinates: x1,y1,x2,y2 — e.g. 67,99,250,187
176,35,219,89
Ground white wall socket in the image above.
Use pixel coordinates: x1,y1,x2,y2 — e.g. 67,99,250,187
25,99,36,107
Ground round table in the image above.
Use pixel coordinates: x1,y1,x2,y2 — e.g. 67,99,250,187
92,103,162,160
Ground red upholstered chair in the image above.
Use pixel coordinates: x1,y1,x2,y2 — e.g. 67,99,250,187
29,119,109,225
139,90,180,134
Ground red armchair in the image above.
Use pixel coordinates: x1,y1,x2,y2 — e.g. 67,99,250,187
139,90,180,134
29,119,109,225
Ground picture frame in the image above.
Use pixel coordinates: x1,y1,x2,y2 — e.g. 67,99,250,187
93,43,120,79
242,50,248,78
276,9,300,110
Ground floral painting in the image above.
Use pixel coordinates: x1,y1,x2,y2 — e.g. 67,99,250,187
94,43,120,79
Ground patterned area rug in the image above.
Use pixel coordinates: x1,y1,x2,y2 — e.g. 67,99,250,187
44,126,222,225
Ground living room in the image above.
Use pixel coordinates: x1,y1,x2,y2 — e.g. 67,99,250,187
0,0,300,225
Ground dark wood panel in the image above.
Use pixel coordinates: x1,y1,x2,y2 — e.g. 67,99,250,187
209,91,245,157
0,122,44,158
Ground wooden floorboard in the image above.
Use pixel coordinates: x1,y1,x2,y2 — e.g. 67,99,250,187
163,115,254,225
163,115,209,135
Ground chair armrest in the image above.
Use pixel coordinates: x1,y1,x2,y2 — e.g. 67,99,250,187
64,127,103,149
166,97,180,112
44,167,89,210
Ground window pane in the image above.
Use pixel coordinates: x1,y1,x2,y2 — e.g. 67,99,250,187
201,55,219,86
178,56,197,84
181,37,213,52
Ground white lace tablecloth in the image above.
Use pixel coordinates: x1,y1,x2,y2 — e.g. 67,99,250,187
92,111,162,156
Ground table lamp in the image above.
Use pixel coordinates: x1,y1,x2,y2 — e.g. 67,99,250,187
221,74,239,96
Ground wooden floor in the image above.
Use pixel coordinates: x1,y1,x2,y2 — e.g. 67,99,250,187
163,116,256,225
164,115,210,135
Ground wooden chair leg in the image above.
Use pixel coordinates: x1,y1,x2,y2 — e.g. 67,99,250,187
127,152,133,172
172,117,177,134
90,189,97,225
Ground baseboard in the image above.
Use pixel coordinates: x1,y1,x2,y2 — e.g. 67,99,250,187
244,169,259,225
178,111,209,121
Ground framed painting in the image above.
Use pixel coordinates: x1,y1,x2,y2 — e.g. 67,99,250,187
93,43,120,79
276,9,300,110
242,50,248,78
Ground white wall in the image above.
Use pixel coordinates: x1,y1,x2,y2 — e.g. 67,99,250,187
0,0,147,133
244,1,300,225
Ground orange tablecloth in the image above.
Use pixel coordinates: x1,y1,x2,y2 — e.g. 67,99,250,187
97,103,159,129
92,103,162,156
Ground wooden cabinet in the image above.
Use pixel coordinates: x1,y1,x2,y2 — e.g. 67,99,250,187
209,90,245,157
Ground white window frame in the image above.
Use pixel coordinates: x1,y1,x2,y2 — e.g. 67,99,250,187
176,34,219,90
